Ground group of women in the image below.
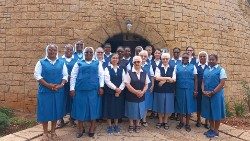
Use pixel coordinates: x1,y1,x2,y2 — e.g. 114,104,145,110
34,42,227,141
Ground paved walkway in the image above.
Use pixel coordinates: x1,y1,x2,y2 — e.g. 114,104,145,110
1,116,250,141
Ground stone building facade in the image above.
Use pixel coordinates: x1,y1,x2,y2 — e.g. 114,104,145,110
0,0,249,112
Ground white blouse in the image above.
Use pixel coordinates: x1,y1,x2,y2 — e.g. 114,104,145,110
104,65,126,90
34,57,68,81
154,64,176,80
124,67,150,84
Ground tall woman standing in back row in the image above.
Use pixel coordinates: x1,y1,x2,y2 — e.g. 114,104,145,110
34,44,68,141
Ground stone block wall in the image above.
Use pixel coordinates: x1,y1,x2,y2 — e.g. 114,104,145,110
0,0,249,112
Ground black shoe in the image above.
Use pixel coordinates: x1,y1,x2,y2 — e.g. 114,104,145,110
156,123,162,129
149,112,155,119
176,122,184,129
88,132,95,137
76,129,85,138
196,122,201,127
169,114,175,120
204,124,210,129
185,124,191,132
163,123,170,130
57,119,65,128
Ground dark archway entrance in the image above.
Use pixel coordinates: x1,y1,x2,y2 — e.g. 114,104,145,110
104,33,151,55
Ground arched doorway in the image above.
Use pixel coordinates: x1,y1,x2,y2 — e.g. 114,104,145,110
104,33,151,55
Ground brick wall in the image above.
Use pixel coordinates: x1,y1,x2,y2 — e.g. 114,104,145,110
0,0,249,113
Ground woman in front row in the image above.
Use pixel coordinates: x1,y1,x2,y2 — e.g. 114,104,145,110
70,47,104,138
103,53,126,134
153,53,176,130
175,53,198,132
124,56,150,133
202,54,227,138
34,44,68,141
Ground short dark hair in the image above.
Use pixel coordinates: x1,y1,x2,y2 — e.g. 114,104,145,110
186,46,195,56
154,48,162,53
104,43,111,48
124,46,131,50
209,54,218,61
173,47,180,52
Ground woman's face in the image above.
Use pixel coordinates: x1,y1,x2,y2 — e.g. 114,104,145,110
76,43,83,53
154,50,161,60
47,45,57,60
161,57,169,66
208,55,217,67
173,48,180,58
65,46,73,58
111,54,119,66
146,47,152,56
84,48,93,61
124,48,131,57
96,48,104,60
186,47,194,57
133,59,142,69
140,53,148,64
182,54,189,64
117,48,124,58
199,53,207,64
135,48,142,55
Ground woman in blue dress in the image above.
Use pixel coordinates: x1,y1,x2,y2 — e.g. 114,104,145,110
57,44,78,128
95,47,109,121
34,44,68,141
103,53,126,134
169,47,181,120
186,46,197,65
139,50,154,127
124,56,150,133
202,54,227,138
195,51,209,128
175,53,198,132
70,47,104,138
154,53,176,130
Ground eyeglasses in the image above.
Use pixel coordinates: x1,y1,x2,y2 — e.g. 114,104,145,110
182,57,189,59
85,51,93,54
162,58,169,60
133,61,141,64
140,55,148,58
97,52,103,54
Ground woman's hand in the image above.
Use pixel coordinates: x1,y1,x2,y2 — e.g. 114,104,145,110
48,83,57,91
149,85,154,93
99,88,104,96
193,91,198,97
70,90,75,97
158,80,166,86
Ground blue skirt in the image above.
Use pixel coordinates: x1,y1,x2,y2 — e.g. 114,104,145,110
71,90,101,121
125,101,146,120
102,90,125,119
145,89,153,110
201,90,225,120
196,90,202,113
37,91,65,122
175,88,196,114
153,92,174,114
64,83,73,115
